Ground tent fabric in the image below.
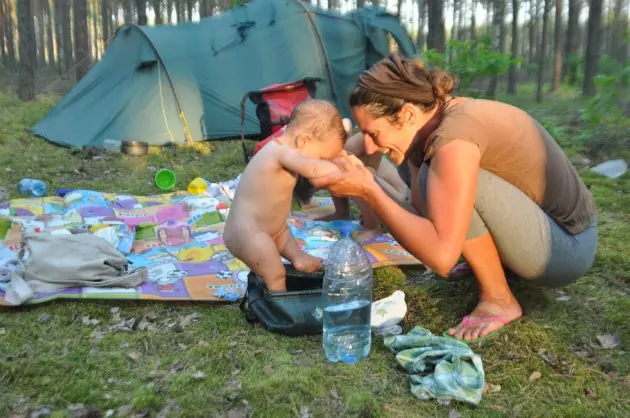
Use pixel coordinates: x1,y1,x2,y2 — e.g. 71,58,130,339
32,0,418,148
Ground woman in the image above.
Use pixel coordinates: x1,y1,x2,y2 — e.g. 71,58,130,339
311,53,598,342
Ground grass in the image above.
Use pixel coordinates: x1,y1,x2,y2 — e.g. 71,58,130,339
1,84,630,417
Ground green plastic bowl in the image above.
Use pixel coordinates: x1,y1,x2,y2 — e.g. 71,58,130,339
155,169,176,190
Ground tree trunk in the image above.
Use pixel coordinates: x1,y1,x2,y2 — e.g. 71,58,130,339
6,0,17,70
34,0,46,66
0,0,5,68
176,0,184,23
583,0,603,96
43,0,55,67
536,0,551,102
551,0,563,91
92,0,99,58
471,0,477,39
449,0,458,62
124,0,133,23
61,0,73,76
528,0,536,64
136,0,147,25
397,0,403,18
17,0,37,100
458,0,465,41
102,0,111,47
74,0,90,81
186,0,193,21
153,0,163,23
53,0,63,73
610,0,628,61
416,0,426,49
166,0,174,23
508,0,519,94
563,0,579,81
427,0,446,52
487,0,506,98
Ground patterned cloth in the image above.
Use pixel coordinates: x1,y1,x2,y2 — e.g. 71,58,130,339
383,326,485,405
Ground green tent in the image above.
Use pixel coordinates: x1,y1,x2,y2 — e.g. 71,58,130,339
32,0,418,148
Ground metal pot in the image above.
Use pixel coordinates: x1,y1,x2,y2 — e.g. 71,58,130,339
121,140,149,157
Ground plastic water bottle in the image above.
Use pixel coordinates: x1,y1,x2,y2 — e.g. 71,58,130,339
322,223,374,364
17,178,47,197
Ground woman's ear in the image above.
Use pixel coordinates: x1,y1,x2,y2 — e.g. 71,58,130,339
399,103,417,125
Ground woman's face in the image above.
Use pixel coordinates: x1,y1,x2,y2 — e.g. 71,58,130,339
351,103,433,165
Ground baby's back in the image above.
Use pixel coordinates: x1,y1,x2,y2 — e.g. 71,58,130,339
226,142,298,236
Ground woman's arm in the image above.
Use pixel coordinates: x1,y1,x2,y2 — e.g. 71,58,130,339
360,140,481,275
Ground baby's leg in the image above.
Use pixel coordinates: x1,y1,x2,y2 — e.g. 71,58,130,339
230,230,288,292
274,225,322,273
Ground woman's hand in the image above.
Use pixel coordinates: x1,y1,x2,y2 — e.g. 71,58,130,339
310,152,377,198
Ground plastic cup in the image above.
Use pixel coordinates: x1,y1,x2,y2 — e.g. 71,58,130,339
155,169,176,190
188,177,208,194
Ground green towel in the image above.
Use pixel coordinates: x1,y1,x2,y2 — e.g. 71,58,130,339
383,326,485,405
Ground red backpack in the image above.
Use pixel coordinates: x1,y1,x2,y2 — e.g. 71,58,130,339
239,77,322,163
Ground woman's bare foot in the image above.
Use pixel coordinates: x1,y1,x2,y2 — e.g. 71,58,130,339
447,297,523,341
292,253,322,273
355,227,381,244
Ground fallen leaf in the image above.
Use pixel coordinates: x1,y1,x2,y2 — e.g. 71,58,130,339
119,342,129,349
597,333,621,349
192,371,206,380
39,313,50,322
104,410,114,418
177,343,187,351
556,295,571,302
0,327,6,336
299,406,312,418
227,407,249,418
330,389,339,399
127,351,142,362
529,371,542,382
448,410,463,418
263,365,273,374
198,340,209,347
584,388,597,399
437,398,452,406
484,383,502,393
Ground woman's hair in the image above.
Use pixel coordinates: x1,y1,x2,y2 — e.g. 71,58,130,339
349,53,455,121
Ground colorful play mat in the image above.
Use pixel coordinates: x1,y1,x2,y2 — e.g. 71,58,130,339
0,175,421,306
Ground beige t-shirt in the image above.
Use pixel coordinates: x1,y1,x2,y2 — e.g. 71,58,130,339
408,97,596,235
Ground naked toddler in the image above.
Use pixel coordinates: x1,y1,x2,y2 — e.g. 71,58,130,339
224,99,348,292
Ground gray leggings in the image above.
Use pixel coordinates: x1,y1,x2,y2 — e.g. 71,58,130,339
403,164,598,288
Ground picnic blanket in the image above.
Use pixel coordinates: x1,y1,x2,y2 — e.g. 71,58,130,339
0,176,421,306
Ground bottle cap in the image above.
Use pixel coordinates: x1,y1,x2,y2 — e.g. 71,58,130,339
338,222,354,237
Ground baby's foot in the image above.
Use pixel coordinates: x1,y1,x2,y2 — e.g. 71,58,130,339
292,253,322,273
355,228,381,244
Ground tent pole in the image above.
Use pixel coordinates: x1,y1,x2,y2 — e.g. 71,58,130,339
292,0,338,104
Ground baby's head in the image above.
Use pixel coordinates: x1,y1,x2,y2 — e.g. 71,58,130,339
284,99,347,160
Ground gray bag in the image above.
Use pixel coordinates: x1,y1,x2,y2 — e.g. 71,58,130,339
4,232,147,305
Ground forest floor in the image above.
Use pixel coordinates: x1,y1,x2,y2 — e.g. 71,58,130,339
0,84,629,418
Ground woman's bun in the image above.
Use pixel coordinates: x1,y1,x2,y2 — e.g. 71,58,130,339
411,58,455,103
